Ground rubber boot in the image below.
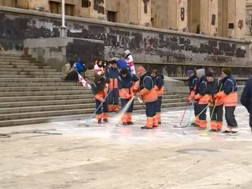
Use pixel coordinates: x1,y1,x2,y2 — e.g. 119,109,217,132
103,113,108,122
113,105,120,112
141,117,153,129
96,114,102,124
153,115,159,127
156,113,161,124
209,121,218,132
121,114,128,125
127,114,134,125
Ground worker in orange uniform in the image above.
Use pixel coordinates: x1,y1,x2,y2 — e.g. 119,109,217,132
205,71,224,132
186,70,199,126
151,69,164,124
216,68,238,133
136,66,158,129
91,74,109,123
118,68,139,125
105,61,120,112
193,69,209,129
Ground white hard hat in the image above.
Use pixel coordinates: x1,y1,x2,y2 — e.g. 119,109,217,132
125,50,130,55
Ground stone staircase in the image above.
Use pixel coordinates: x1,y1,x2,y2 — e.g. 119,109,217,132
0,54,188,127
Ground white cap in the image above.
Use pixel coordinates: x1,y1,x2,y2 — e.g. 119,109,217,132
125,50,130,55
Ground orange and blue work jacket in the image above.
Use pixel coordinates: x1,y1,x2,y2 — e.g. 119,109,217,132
118,72,139,99
152,74,164,97
217,76,237,107
139,73,157,103
91,77,109,102
105,67,120,90
206,78,223,107
194,76,209,105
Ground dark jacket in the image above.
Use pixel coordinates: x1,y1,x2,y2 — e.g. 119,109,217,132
241,77,252,113
188,75,198,92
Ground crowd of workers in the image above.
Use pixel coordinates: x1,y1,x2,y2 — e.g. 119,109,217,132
66,49,252,133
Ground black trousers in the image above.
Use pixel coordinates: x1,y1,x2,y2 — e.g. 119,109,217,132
225,106,237,127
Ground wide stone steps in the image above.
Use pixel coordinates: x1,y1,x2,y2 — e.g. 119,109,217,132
0,74,61,78
0,94,87,103
0,82,79,87
0,64,51,69
0,54,189,127
0,97,185,109
0,67,57,72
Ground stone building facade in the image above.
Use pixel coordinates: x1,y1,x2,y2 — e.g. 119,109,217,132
0,0,246,39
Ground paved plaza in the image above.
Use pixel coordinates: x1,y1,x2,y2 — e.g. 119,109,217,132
1,105,252,189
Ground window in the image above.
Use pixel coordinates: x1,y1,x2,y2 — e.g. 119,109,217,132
107,11,116,22
49,1,74,16
49,1,60,14
65,4,74,16
82,0,90,8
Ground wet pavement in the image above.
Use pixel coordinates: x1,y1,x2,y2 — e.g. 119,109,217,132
0,105,252,189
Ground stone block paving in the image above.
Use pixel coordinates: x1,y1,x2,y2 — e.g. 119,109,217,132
0,105,252,189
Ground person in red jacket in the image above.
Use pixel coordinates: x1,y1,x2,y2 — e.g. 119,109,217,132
136,66,158,129
91,74,109,123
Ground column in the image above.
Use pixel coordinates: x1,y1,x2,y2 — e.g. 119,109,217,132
200,0,218,35
167,0,188,31
227,0,246,39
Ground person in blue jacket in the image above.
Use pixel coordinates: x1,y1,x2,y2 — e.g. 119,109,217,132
240,77,252,132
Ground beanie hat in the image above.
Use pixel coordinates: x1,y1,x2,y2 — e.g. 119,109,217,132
222,68,232,76
196,68,205,79
136,66,146,76
120,68,128,75
205,71,214,77
186,70,194,77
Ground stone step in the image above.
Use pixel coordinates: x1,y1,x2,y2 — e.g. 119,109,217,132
0,90,91,97
0,102,186,123
0,93,183,103
0,99,94,108
0,97,186,109
0,71,62,76
0,68,57,72
0,94,89,103
0,81,80,87
0,78,64,82
0,56,30,60
0,59,32,63
0,61,48,65
0,74,61,78
1,86,88,92
0,64,51,69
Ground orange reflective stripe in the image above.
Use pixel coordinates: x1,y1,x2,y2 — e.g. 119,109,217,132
95,92,104,102
114,79,118,88
119,88,130,99
142,89,157,103
198,94,210,104
109,78,113,90
224,92,238,107
155,86,164,96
